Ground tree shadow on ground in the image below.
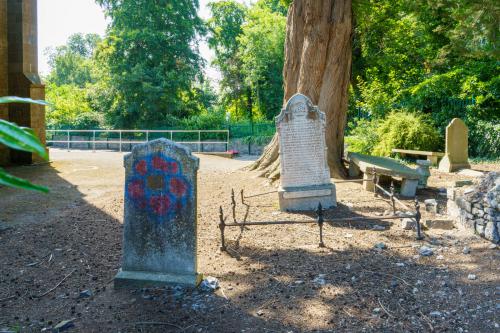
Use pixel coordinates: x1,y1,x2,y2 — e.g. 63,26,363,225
0,162,498,332
216,239,498,332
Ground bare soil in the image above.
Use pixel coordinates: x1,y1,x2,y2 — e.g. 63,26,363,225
0,149,498,332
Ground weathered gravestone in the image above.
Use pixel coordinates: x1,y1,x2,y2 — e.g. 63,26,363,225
114,139,202,288
276,93,337,211
438,118,471,172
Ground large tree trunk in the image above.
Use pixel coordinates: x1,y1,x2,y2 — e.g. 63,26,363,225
249,0,352,179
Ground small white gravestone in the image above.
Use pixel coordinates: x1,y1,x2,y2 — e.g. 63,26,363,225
276,93,336,211
438,118,471,172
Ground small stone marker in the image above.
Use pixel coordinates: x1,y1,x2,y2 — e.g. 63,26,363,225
276,93,336,211
401,218,416,230
115,139,202,288
416,159,431,189
438,118,471,172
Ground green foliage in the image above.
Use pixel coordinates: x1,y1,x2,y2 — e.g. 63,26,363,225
74,112,105,130
255,0,289,15
0,169,49,193
208,0,286,121
46,6,215,130
238,4,286,119
0,120,48,160
351,0,499,158
180,107,227,130
346,111,441,157
45,83,95,129
373,111,441,156
0,97,48,193
207,0,250,121
40,0,498,159
45,33,101,87
95,0,208,128
45,33,107,130
242,135,273,145
345,118,381,155
468,120,500,158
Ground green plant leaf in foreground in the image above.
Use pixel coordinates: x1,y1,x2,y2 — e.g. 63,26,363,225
0,96,49,105
0,119,48,160
0,168,48,193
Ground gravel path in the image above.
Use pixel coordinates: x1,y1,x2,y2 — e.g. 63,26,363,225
0,149,498,332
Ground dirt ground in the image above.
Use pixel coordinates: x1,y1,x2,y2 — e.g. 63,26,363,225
0,149,498,332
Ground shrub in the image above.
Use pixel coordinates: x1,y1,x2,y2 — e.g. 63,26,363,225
468,120,500,158
74,112,105,129
372,111,441,156
180,108,226,130
345,118,381,155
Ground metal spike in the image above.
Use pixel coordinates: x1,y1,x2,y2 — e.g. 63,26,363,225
317,202,325,248
219,206,227,251
414,197,424,240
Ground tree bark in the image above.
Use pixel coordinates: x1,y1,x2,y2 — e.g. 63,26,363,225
249,0,352,179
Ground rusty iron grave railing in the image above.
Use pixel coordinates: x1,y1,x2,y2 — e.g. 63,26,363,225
218,173,424,251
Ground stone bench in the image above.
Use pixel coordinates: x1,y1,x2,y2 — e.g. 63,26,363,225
348,152,421,197
391,149,444,166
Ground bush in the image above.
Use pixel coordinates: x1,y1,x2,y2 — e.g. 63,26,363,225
74,112,105,129
180,108,226,130
345,118,381,155
346,111,442,157
373,111,441,156
468,120,500,158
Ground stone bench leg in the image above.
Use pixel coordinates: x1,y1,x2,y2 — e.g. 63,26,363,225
363,172,375,192
427,155,438,167
400,178,418,197
349,160,361,177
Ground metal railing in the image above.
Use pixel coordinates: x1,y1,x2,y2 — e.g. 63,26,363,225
217,170,425,251
46,129,230,152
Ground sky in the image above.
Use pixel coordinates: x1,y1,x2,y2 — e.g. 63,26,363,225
37,0,253,82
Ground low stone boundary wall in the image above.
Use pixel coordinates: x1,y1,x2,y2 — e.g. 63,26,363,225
48,136,269,155
447,172,499,243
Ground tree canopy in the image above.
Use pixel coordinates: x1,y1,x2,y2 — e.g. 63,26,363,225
94,0,208,128
43,0,499,157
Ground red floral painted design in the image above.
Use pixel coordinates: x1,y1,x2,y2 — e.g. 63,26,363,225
152,156,169,171
168,161,179,174
128,180,144,199
169,177,187,197
135,160,147,175
150,195,170,215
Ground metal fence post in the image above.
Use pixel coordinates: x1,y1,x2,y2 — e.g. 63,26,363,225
219,206,227,251
170,131,173,141
198,130,201,152
415,198,424,240
92,130,96,152
119,131,122,152
67,130,70,151
226,130,229,152
317,202,325,248
146,130,149,142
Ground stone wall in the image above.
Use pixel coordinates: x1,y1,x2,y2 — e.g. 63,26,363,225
48,137,267,156
447,172,500,243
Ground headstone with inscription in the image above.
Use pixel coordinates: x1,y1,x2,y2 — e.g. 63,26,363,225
276,93,336,211
438,118,471,172
114,139,202,288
